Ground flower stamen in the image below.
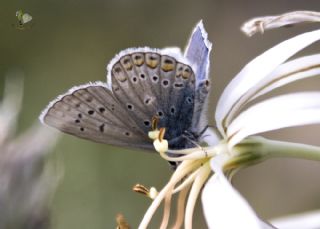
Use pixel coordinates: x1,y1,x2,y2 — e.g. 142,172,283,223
133,184,158,200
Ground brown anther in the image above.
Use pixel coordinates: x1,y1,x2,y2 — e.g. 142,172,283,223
116,213,130,229
158,127,166,142
132,184,149,195
133,184,158,199
151,116,159,130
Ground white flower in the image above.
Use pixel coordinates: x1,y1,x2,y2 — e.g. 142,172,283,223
138,16,320,229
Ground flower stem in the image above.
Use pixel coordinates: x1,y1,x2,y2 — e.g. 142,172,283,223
263,138,320,161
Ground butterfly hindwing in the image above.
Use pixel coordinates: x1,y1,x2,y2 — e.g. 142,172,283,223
41,82,152,149
109,49,196,148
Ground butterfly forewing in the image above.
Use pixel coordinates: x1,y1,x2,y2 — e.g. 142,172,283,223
41,83,152,149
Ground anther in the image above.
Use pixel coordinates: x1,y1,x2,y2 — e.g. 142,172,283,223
132,184,158,200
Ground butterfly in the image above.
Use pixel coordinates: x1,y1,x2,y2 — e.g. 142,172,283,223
14,10,33,30
40,21,215,155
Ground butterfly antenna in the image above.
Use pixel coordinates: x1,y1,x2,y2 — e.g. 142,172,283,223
183,131,208,157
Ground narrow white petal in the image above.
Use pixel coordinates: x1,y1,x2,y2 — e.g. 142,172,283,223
270,209,320,229
228,92,320,147
202,154,271,229
216,29,320,135
241,11,320,37
252,54,320,99
223,54,320,127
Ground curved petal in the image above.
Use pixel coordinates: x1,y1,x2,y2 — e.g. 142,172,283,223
202,154,272,229
222,54,320,127
227,92,320,147
215,29,320,135
271,210,320,229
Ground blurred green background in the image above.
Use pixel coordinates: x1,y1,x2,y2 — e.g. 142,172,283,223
1,0,320,228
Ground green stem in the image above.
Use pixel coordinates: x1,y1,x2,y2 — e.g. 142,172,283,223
225,137,320,170
262,138,320,161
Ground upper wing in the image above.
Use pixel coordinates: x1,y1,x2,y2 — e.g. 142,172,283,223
40,82,153,149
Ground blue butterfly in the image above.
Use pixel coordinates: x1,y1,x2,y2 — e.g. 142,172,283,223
40,21,215,156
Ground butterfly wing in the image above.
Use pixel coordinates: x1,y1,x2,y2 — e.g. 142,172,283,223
107,48,196,149
40,82,153,149
184,21,212,135
41,48,198,150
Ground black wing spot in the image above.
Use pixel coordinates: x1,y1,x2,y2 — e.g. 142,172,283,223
186,97,193,104
99,107,106,113
88,110,94,115
164,59,173,64
75,119,80,123
99,124,105,132
133,77,137,82
114,67,122,73
162,80,169,87
135,55,142,60
152,75,159,82
170,107,176,114
174,83,184,88
157,111,164,117
144,97,151,105
127,104,133,110
125,132,130,136
78,113,82,118
80,127,84,131
86,97,93,102
140,74,145,79
144,120,150,127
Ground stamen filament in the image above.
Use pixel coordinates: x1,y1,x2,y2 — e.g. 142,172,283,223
159,147,219,162
173,169,199,194
160,187,174,229
185,162,211,229
138,160,203,229
172,184,192,229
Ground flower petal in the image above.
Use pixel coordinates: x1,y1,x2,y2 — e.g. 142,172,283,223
216,28,320,135
227,92,320,147
270,210,320,229
202,154,272,229
241,11,320,37
222,54,320,127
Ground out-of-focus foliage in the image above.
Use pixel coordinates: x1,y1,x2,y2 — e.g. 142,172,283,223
0,78,59,229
